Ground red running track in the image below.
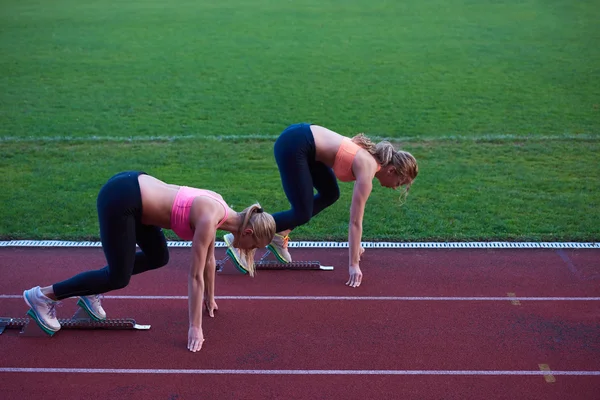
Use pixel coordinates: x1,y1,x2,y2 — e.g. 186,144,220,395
0,246,599,399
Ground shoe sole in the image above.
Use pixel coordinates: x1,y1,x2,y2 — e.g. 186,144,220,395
76,298,106,321
226,248,249,274
23,291,59,335
223,233,234,248
267,244,291,264
224,234,249,274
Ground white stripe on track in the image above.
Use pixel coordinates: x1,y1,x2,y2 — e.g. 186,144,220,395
0,367,598,375
1,294,599,301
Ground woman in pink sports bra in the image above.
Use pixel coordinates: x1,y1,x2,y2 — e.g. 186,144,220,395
228,123,418,289
23,171,275,353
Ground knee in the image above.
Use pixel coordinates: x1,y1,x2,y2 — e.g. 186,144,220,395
326,186,340,205
107,275,130,290
144,248,170,271
293,209,312,227
319,187,340,208
154,250,169,269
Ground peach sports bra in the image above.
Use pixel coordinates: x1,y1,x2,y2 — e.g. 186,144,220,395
332,138,381,182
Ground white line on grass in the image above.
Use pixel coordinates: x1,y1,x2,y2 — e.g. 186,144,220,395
1,133,597,143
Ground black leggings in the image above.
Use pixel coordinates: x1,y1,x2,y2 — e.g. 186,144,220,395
271,123,340,232
53,171,169,300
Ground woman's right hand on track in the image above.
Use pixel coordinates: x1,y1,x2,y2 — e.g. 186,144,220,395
346,264,363,288
187,326,205,352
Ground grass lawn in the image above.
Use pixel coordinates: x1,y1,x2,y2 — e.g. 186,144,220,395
1,0,598,240
1,137,598,241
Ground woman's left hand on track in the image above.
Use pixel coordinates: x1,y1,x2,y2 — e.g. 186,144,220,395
204,298,219,318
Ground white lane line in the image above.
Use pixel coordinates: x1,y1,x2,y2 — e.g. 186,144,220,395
1,295,600,301
1,240,599,249
0,367,599,375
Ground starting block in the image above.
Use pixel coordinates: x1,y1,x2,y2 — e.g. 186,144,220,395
217,249,334,274
0,307,150,337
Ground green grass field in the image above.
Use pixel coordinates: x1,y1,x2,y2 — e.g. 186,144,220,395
1,0,599,241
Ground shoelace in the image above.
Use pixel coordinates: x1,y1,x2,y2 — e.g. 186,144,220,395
46,301,61,319
282,235,289,249
91,294,103,306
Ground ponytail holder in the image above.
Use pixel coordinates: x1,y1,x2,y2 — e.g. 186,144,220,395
256,207,264,213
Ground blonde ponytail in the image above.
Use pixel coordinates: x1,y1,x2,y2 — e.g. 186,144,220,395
351,133,394,166
237,203,276,276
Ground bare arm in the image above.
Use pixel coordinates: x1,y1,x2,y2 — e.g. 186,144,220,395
347,177,372,287
203,237,218,317
187,218,214,351
349,178,372,263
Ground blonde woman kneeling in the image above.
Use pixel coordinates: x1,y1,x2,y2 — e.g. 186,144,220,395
23,171,275,352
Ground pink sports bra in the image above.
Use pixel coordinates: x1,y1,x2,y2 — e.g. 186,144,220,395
170,187,228,240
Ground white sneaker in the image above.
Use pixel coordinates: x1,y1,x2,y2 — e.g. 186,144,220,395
223,233,249,274
267,233,292,263
77,295,107,321
23,286,61,334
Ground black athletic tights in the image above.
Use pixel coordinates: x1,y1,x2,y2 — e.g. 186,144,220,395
52,171,169,300
271,123,340,232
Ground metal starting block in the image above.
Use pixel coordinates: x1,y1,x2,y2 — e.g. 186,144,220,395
0,307,151,337
217,249,334,274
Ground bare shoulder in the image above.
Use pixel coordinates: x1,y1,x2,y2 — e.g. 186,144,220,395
190,195,222,226
353,148,379,178
193,210,217,230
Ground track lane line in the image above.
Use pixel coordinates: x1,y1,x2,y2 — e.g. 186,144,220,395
0,367,599,375
2,295,600,301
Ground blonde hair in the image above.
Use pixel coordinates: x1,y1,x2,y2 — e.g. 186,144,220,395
351,133,419,202
236,203,276,276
